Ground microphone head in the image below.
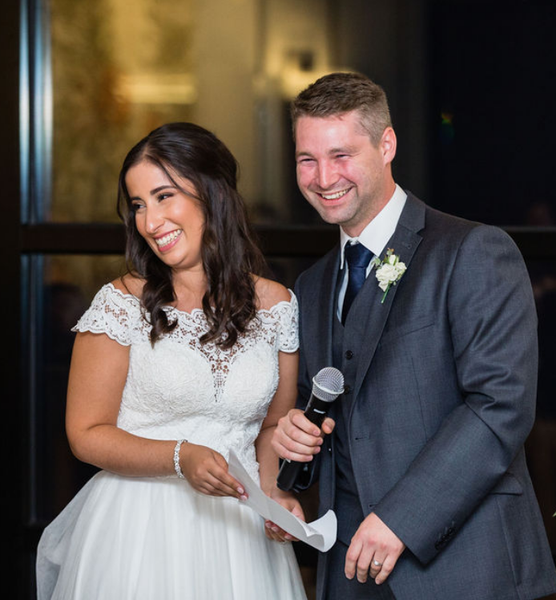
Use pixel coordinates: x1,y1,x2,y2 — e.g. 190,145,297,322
312,367,345,402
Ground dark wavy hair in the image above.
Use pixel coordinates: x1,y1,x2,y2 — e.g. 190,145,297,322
117,122,266,349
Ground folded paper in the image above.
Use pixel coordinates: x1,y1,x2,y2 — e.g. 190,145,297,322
228,450,337,552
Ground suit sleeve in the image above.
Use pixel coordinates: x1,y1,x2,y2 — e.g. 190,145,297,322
372,224,538,563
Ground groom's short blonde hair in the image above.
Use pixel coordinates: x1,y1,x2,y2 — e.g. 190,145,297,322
290,71,392,147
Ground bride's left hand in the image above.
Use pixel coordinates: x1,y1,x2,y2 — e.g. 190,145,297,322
264,487,305,543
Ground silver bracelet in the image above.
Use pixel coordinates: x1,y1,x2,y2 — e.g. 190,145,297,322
174,439,187,479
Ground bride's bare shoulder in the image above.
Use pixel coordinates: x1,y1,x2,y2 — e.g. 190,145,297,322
254,276,292,311
110,274,145,299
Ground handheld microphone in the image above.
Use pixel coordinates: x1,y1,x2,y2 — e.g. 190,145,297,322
276,367,344,492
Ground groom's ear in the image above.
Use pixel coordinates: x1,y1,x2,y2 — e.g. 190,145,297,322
380,127,397,165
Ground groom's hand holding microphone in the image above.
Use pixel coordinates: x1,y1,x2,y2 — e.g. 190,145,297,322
267,368,344,541
272,367,344,485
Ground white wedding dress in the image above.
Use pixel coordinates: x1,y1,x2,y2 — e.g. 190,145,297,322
36,283,307,600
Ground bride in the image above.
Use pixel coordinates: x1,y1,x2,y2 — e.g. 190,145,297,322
36,122,307,599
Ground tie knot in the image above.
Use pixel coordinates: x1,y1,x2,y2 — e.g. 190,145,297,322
344,243,373,270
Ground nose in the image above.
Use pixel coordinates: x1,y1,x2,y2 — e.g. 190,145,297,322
316,160,339,190
143,203,164,234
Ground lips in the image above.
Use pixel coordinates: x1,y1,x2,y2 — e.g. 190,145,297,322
318,187,352,201
154,229,182,249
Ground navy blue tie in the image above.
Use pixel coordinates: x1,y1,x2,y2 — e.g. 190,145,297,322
342,243,373,325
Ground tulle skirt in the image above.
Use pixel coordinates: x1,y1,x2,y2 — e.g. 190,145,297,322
36,471,307,599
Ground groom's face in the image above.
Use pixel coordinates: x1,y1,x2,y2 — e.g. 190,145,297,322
294,110,395,238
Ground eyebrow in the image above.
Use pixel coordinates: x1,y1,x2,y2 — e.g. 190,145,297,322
329,145,356,154
129,184,176,201
295,146,355,159
150,184,176,195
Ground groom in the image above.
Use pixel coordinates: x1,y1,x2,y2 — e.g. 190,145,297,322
272,72,556,599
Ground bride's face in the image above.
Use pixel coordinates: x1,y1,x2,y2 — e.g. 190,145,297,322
126,160,205,274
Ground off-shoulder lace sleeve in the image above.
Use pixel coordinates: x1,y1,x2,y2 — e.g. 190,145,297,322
71,283,143,346
275,290,299,353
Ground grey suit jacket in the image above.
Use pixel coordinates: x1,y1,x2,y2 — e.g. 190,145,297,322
294,193,556,600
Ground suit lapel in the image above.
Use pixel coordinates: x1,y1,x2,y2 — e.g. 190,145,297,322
351,193,426,400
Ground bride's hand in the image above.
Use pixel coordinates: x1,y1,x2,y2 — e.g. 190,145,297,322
180,443,248,500
264,487,305,543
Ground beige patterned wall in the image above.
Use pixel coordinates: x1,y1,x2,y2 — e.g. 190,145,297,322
50,0,195,223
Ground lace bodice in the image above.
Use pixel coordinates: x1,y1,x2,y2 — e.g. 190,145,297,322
72,283,299,481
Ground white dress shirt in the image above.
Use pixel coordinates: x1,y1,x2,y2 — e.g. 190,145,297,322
337,184,407,320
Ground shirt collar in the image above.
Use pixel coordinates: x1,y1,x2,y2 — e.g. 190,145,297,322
339,184,407,269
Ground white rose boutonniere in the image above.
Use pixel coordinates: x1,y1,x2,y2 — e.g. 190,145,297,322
372,248,407,304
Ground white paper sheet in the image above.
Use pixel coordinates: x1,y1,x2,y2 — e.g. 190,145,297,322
228,450,337,552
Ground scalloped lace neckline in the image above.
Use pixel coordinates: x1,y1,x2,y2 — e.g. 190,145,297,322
106,282,294,318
